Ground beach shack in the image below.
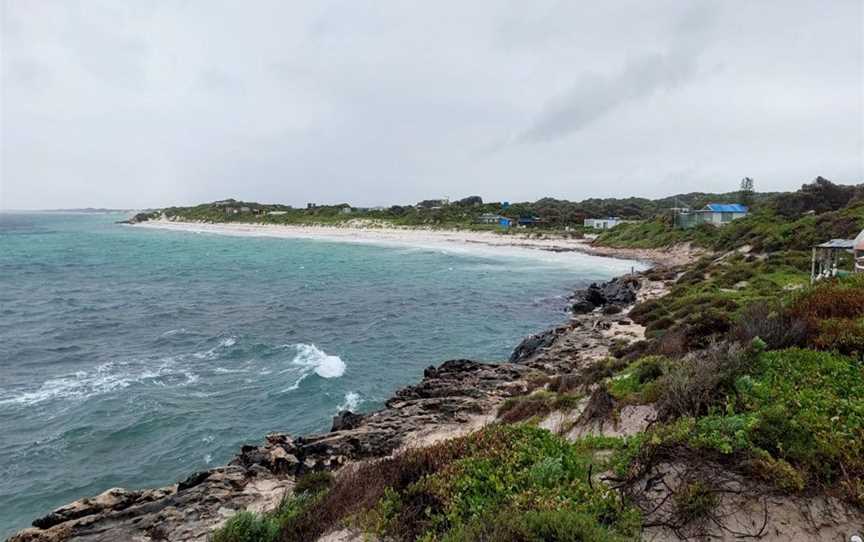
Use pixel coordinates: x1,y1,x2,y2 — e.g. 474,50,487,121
675,203,749,229
517,216,542,227
476,212,504,224
810,229,864,283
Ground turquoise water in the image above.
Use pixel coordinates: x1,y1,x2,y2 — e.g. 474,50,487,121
0,213,639,536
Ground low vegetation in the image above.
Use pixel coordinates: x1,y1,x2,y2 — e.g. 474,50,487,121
597,177,864,252
215,425,642,541
496,390,583,424
210,179,864,540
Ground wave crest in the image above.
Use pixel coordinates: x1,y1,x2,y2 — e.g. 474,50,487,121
292,343,346,378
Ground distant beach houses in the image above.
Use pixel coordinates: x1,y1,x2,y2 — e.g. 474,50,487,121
583,217,630,230
674,203,749,229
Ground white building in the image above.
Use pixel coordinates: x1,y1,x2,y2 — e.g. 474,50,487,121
584,217,626,230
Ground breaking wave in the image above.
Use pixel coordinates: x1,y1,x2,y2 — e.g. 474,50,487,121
291,343,345,378
279,344,346,393
337,391,361,412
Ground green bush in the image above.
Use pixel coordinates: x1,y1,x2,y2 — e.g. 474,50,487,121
607,356,667,403
812,318,864,357
362,425,640,541
211,511,279,542
293,471,333,495
672,481,718,525
647,349,864,502
441,507,634,542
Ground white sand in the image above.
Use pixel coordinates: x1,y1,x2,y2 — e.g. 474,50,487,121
131,219,652,271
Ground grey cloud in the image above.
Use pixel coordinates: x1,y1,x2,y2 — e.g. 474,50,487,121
0,1,861,210
517,51,702,143
518,5,717,144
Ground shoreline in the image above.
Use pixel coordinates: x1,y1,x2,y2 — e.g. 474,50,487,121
8,224,685,542
131,219,698,267
9,264,669,542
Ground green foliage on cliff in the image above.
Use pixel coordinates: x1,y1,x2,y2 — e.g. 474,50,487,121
222,425,642,542
358,424,640,541
596,178,864,251
628,252,810,351
635,348,864,502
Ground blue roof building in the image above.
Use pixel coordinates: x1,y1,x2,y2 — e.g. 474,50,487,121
705,203,749,213
676,203,749,229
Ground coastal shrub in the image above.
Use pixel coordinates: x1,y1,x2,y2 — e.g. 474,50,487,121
672,481,718,526
810,317,864,357
362,425,640,541
654,342,753,419
279,434,477,541
643,349,864,501
440,507,632,542
293,471,333,495
610,338,652,361
788,275,864,321
715,265,755,288
497,391,583,424
607,356,667,404
212,511,280,542
731,300,809,350
577,357,627,387
654,328,689,358
669,308,733,350
213,483,326,542
628,298,666,325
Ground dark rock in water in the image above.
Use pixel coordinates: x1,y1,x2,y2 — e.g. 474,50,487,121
570,297,596,314
601,275,640,306
331,410,365,432
116,212,152,225
510,328,560,362
570,276,640,314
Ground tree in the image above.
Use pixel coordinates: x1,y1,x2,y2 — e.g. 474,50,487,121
457,195,483,206
740,177,754,207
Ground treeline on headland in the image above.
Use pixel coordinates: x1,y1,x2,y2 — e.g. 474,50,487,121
135,177,863,245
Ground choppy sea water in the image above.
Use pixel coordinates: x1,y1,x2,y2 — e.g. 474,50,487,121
0,212,641,536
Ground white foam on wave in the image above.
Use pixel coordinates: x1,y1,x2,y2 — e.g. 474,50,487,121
0,359,198,407
279,343,346,393
193,336,239,360
292,343,346,378
214,367,247,374
337,391,361,412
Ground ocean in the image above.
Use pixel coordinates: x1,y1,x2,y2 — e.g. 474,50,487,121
0,212,640,536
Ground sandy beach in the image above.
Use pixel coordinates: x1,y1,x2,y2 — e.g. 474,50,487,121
132,219,697,267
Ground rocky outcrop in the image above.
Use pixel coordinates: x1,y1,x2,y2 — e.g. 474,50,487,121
8,359,541,542
570,275,641,314
115,212,152,225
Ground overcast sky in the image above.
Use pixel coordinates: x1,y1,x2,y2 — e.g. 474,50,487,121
1,1,862,209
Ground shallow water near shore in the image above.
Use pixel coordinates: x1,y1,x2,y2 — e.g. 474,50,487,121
0,212,642,536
